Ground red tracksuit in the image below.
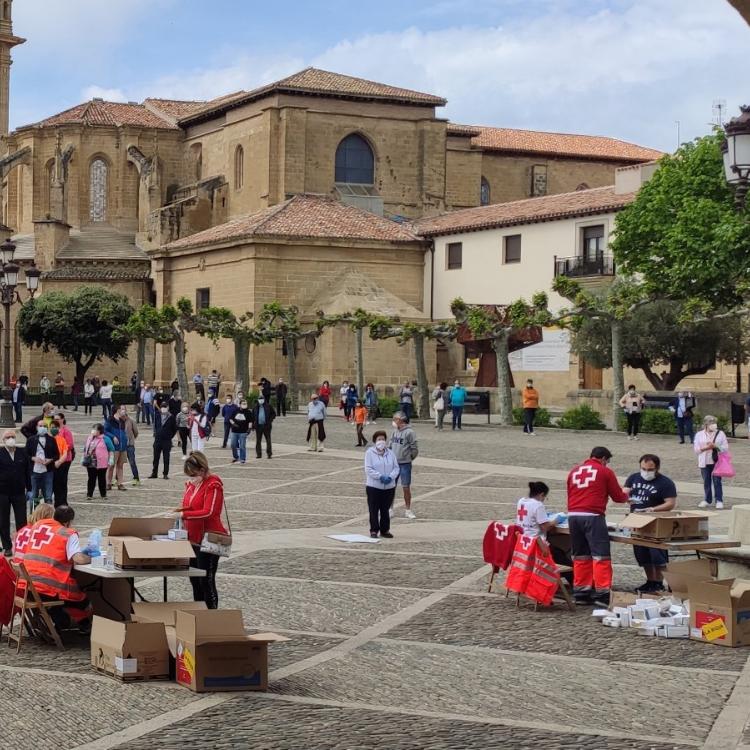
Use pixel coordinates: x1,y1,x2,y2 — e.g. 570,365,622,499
566,457,628,598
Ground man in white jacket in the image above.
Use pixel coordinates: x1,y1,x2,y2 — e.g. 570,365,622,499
364,430,400,538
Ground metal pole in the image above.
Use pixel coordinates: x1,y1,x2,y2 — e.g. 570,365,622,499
3,298,10,387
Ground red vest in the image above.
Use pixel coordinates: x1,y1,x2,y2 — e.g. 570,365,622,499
18,520,85,602
505,534,560,607
567,458,628,515
12,524,33,565
482,522,520,571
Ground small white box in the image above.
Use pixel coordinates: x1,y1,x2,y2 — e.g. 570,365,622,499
619,612,631,628
592,609,612,619
664,625,689,638
637,626,657,636
643,605,661,620
602,616,621,627
91,554,105,569
168,528,188,541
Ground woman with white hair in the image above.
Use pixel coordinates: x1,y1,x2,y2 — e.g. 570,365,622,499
694,415,729,509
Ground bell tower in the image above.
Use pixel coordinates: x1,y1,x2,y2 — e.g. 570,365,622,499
0,0,24,143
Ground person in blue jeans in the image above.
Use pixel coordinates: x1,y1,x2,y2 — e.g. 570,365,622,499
221,395,238,449
229,399,252,464
695,416,728,510
449,380,467,430
27,420,60,506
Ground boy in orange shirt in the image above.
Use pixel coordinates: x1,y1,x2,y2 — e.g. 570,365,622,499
354,401,368,447
522,379,540,436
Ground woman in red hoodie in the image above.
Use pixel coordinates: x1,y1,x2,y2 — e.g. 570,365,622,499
173,451,227,608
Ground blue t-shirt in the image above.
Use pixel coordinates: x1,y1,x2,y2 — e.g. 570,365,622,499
625,472,677,511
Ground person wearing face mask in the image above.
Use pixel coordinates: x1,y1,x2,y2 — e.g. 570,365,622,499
176,402,192,459
624,454,677,592
307,393,327,451
51,417,75,507
618,385,645,440
252,393,276,459
83,424,114,499
26,419,60,506
229,400,252,464
150,405,177,480
695,416,729,509
220,395,239,449
364,430,400,538
566,446,630,605
104,405,129,491
120,405,140,486
0,429,30,556
521,379,540,436
669,390,696,445
190,406,210,454
448,380,467,430
389,412,419,519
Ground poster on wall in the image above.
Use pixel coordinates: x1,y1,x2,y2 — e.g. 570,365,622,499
509,329,570,372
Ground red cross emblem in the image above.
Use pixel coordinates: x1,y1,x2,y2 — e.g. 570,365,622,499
493,523,509,541
519,535,533,551
29,524,55,550
15,527,32,550
572,465,598,489
517,504,529,522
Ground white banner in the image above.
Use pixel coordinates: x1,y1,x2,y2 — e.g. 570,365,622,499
509,329,571,372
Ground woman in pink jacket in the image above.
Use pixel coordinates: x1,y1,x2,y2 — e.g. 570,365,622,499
83,423,114,499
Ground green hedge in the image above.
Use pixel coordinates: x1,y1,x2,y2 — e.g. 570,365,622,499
616,409,730,434
512,407,553,427
377,396,401,419
557,404,606,431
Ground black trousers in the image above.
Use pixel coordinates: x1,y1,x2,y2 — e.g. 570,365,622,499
626,412,641,436
178,426,190,456
86,467,107,498
53,461,71,507
190,544,220,609
523,408,536,433
222,421,231,448
256,425,272,457
84,397,92,415
152,441,172,477
0,492,26,552
276,396,287,416
367,486,395,535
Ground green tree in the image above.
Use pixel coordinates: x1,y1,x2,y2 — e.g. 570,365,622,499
451,295,552,425
18,286,133,383
716,314,750,393
611,133,750,309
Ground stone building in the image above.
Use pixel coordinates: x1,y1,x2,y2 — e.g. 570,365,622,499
0,3,662,390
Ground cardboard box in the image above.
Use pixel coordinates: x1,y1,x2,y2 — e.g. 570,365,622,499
91,616,170,680
107,518,193,570
609,591,660,609
664,558,716,599
688,578,750,647
619,512,709,541
174,609,288,692
131,601,208,626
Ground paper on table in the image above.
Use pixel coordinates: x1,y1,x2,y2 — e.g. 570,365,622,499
327,534,381,544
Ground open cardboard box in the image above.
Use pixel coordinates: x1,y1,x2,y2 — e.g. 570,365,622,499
688,578,750,648
91,615,170,680
107,518,193,570
663,558,716,600
618,512,709,541
174,609,288,692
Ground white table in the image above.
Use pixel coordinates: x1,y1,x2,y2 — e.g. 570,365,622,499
74,565,206,619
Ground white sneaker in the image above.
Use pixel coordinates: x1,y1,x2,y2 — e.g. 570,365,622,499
716,501,724,510
405,509,416,519
698,500,710,509
633,436,639,441
181,455,187,461
389,508,394,519
529,432,536,436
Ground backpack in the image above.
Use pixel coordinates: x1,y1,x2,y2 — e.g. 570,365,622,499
198,416,212,439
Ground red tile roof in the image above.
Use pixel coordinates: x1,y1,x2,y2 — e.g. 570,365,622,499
446,124,482,138
414,185,636,237
21,99,179,130
458,124,663,162
144,98,206,120
180,67,446,124
164,194,423,250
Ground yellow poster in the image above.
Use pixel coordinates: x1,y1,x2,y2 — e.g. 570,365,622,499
702,618,728,642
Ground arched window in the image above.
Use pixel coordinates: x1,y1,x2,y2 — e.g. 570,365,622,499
89,158,108,222
480,177,491,206
335,133,374,184
234,145,244,190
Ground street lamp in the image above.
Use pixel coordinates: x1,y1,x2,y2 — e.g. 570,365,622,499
0,237,40,427
722,105,750,210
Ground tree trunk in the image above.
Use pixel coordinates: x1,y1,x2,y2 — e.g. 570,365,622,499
174,330,188,397
136,335,146,384
75,352,97,385
737,332,743,393
493,331,513,426
234,336,250,398
286,335,298,411
413,332,430,421
611,319,625,431
355,326,364,400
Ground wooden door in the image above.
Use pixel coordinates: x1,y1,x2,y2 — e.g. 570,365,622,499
581,360,603,390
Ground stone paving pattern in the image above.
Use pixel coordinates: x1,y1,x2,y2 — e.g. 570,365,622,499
0,411,747,750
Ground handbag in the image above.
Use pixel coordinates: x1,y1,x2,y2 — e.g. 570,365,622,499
200,497,233,557
713,451,736,478
434,396,445,411
81,439,98,468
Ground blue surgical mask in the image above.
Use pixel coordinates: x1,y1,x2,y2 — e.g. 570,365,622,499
37,426,47,436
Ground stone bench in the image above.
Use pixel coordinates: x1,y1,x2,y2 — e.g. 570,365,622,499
701,504,750,578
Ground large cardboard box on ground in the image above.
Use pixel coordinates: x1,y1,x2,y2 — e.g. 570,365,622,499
619,512,709,542
91,615,170,680
688,578,750,647
663,558,717,600
175,609,288,692
107,518,194,570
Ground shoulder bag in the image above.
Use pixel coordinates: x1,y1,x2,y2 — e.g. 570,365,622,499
200,495,232,557
81,439,98,469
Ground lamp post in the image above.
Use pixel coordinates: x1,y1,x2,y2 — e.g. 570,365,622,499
722,105,750,211
0,237,40,427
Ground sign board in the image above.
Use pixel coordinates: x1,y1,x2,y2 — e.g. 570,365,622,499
509,329,570,372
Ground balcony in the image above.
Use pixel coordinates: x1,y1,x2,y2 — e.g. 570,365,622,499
554,252,615,278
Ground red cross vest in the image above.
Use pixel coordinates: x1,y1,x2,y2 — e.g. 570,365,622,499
505,534,560,607
12,524,33,565
17,520,85,602
482,522,520,571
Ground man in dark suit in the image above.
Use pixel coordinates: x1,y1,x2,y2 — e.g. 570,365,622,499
0,429,31,556
275,378,288,417
252,395,276,459
26,419,60,505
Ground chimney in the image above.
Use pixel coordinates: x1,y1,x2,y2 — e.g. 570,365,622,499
33,217,70,271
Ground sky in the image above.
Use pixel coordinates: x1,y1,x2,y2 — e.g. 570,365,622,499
8,0,749,152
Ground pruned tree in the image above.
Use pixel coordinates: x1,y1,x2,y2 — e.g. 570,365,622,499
18,286,134,383
451,295,552,425
318,308,373,397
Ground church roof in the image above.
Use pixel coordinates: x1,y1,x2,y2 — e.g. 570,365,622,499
42,266,151,281
143,98,206,122
414,185,636,237
179,67,446,124
451,124,663,163
22,99,181,131
164,194,423,250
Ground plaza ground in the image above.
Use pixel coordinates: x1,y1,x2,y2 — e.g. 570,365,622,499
2,409,750,750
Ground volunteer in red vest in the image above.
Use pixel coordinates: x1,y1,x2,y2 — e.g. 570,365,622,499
12,502,55,565
19,504,92,631
566,446,629,604
172,451,226,609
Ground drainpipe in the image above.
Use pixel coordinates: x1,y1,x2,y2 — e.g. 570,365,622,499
429,241,435,321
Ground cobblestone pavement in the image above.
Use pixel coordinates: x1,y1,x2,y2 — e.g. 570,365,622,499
1,410,747,750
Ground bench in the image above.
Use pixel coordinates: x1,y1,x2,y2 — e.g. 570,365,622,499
641,394,672,410
464,390,491,424
730,401,746,438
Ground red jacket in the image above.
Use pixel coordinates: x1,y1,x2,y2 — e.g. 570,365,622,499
566,457,628,515
482,522,520,570
181,474,227,545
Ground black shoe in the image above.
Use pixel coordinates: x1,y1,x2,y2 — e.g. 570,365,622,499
635,581,655,593
380,532,394,539
370,532,378,538
163,475,169,480
267,455,272,459
148,474,157,479
574,593,593,605
592,591,611,607
3,549,11,558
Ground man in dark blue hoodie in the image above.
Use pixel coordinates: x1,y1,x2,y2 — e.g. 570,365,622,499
220,395,238,449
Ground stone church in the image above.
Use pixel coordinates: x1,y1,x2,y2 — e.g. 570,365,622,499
0,4,662,394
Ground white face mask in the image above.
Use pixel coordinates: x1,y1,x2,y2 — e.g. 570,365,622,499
375,439,387,451
258,398,265,404
181,406,189,413
188,475,202,485
4,438,15,448
90,429,98,436
707,425,718,433
640,469,656,481
392,421,399,429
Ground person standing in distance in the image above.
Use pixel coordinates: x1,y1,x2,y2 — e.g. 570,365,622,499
566,446,629,605
669,391,696,445
619,385,645,441
150,404,177,480
389,412,419,519
0,429,30,557
449,380,467,431
307,393,326,452
253,393,276,459
364,430,400,538
521,379,540,436
275,378,288,417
